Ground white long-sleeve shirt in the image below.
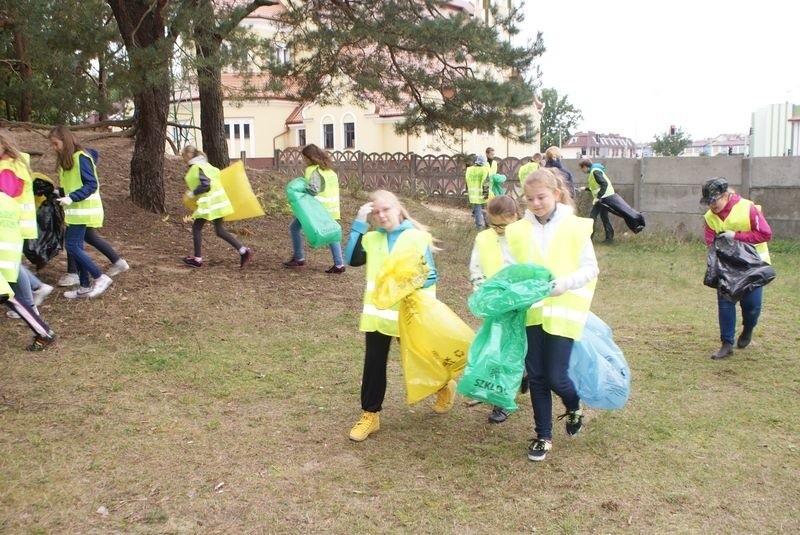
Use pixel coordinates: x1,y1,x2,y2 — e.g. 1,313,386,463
522,204,599,290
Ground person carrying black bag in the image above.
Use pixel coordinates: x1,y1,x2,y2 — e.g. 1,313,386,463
578,158,645,241
700,177,773,360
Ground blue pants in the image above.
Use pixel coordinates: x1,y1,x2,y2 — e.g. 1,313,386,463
64,224,102,288
524,324,579,441
471,204,487,229
67,227,120,274
289,217,343,266
718,287,762,344
15,265,41,307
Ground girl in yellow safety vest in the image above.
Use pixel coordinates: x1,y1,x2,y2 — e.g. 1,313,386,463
469,195,532,424
343,189,451,442
282,144,344,273
180,145,253,269
700,177,773,360
505,169,599,462
50,126,114,299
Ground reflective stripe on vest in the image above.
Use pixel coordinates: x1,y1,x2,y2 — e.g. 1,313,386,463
587,165,615,199
0,193,22,283
305,165,340,220
59,151,104,227
359,228,435,337
475,229,504,277
0,157,37,239
465,166,489,204
704,199,771,264
184,162,234,221
505,217,596,340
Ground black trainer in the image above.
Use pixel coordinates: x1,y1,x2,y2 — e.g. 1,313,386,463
559,409,583,437
488,406,509,424
527,438,552,461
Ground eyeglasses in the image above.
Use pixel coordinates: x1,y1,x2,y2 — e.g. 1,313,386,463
489,223,508,230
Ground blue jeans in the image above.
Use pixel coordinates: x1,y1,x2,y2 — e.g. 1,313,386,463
471,203,487,229
67,227,120,274
64,224,102,287
15,265,38,307
289,217,344,266
718,286,763,344
524,324,579,441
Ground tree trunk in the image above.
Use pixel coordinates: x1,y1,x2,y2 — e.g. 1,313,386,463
195,41,230,168
108,0,170,213
11,25,32,121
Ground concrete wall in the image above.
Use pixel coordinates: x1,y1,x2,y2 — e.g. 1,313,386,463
562,156,800,239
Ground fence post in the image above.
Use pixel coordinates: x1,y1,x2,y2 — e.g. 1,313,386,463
240,151,247,167
274,149,280,171
635,157,644,210
411,153,418,199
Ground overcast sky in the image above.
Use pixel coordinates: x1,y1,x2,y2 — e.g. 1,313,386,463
519,1,800,143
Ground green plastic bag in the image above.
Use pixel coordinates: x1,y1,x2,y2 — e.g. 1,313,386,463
456,309,527,410
286,178,342,248
467,263,553,318
490,174,507,196
457,263,553,410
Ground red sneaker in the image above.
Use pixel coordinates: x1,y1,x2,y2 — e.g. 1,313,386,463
240,248,253,268
182,256,203,268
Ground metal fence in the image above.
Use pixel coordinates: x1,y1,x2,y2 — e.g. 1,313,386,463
275,149,530,204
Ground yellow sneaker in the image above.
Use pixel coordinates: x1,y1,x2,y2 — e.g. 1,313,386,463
433,379,457,414
349,411,380,442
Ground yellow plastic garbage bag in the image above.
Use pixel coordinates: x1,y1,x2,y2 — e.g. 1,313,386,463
373,250,430,310
220,161,265,221
398,291,474,405
182,192,197,212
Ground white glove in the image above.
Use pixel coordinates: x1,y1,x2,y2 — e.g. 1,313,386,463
550,278,569,297
185,191,195,199
720,230,735,240
356,202,373,222
592,197,599,205
57,196,73,206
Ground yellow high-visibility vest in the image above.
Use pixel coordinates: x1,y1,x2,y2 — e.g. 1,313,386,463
505,217,596,340
704,199,771,264
359,228,435,337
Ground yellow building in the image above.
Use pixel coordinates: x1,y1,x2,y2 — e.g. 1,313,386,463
175,1,540,166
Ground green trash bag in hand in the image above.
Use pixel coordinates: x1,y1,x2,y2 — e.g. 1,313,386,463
286,177,342,248
467,263,553,318
457,263,553,410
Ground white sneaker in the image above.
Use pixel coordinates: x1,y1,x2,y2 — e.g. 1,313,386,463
32,284,54,306
106,258,130,277
57,273,80,287
88,274,113,298
64,287,92,299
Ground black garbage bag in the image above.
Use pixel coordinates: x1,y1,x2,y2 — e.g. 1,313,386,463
23,185,65,269
703,235,776,302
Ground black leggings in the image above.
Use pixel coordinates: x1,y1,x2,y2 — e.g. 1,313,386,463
193,218,242,257
67,227,120,273
360,331,393,412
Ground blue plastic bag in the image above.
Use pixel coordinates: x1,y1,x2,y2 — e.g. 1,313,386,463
568,312,630,410
286,177,342,248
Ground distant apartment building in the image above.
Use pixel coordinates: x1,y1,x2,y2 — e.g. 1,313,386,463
750,102,800,157
682,133,747,157
561,131,637,159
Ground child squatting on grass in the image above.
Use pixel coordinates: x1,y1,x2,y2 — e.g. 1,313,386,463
344,189,455,442
506,168,599,461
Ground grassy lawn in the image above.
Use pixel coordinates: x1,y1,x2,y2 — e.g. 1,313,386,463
1,191,799,534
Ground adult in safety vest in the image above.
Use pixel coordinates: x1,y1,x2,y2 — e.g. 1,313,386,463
49,125,113,299
465,154,490,230
180,145,253,269
505,169,599,462
344,189,456,442
578,158,646,242
518,152,542,183
282,143,344,273
700,176,773,360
